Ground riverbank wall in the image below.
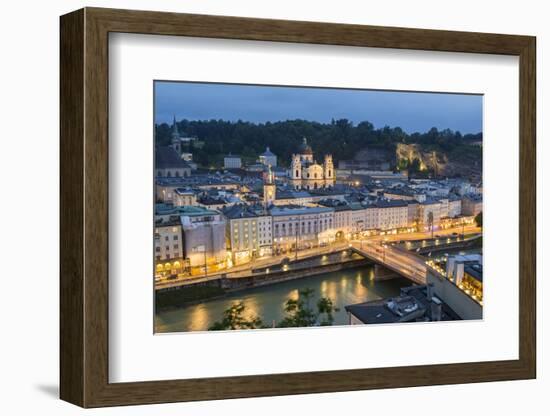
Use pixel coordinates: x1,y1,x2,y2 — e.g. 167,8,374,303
156,254,372,309
222,258,371,291
411,235,482,255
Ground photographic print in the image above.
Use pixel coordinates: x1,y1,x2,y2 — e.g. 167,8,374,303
153,82,483,333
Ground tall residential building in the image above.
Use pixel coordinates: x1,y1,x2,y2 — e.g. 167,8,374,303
270,205,335,254
461,194,482,216
426,254,483,320
154,218,185,277
179,206,227,274
418,199,443,230
224,205,272,265
368,200,410,231
318,199,353,240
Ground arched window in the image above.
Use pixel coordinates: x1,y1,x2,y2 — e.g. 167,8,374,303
175,171,180,177
328,170,332,177
295,170,299,177
167,171,172,177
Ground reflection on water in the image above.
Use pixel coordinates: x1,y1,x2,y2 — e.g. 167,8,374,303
155,266,409,333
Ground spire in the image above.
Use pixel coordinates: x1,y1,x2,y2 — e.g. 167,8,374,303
171,114,180,139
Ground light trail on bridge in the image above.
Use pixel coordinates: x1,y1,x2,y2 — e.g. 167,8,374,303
351,241,428,284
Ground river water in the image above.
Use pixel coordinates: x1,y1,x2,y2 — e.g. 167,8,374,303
155,266,410,333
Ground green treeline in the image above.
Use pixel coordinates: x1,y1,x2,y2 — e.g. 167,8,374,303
155,118,482,168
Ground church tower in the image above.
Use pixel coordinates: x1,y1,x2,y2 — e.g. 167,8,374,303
263,165,276,207
291,154,302,180
324,154,334,187
171,115,180,140
170,115,182,154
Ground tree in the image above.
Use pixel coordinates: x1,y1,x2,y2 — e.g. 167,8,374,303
278,288,339,328
278,288,317,327
427,211,434,239
317,297,338,326
154,118,482,171
208,301,264,330
397,158,409,171
474,211,483,228
409,158,422,173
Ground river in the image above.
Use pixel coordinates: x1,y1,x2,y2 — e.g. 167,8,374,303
155,266,410,333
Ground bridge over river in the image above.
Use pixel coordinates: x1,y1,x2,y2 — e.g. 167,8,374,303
350,234,482,285
350,241,427,284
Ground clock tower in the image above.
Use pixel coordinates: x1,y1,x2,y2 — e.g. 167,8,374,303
263,165,276,207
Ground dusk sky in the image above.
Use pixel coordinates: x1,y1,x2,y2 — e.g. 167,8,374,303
155,81,482,134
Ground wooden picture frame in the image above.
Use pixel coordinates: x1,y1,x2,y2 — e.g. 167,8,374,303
60,7,536,408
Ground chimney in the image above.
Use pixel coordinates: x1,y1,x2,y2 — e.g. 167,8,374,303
431,297,442,321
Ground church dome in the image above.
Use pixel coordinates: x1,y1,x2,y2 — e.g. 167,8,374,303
261,147,276,157
298,137,313,155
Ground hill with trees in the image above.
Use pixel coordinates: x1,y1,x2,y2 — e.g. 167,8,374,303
155,118,482,175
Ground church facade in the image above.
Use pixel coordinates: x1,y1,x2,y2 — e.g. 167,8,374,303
290,138,335,190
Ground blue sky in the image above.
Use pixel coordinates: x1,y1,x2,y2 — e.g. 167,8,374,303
155,81,482,134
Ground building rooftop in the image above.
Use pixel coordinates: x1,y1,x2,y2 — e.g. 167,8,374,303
155,146,190,169
156,176,241,188
384,186,419,196
174,188,195,196
275,189,312,199
345,285,460,325
270,205,334,216
463,194,483,202
317,199,352,211
465,263,483,282
370,199,409,208
260,147,276,157
223,204,265,219
155,203,219,217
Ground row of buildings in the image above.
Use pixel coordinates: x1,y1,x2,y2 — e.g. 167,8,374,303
154,124,481,278
154,189,480,277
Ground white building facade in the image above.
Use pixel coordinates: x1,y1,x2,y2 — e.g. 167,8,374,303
271,206,335,254
180,208,227,274
224,155,242,169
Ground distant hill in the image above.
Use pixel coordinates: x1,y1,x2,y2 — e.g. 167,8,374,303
155,118,482,176
396,143,481,180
